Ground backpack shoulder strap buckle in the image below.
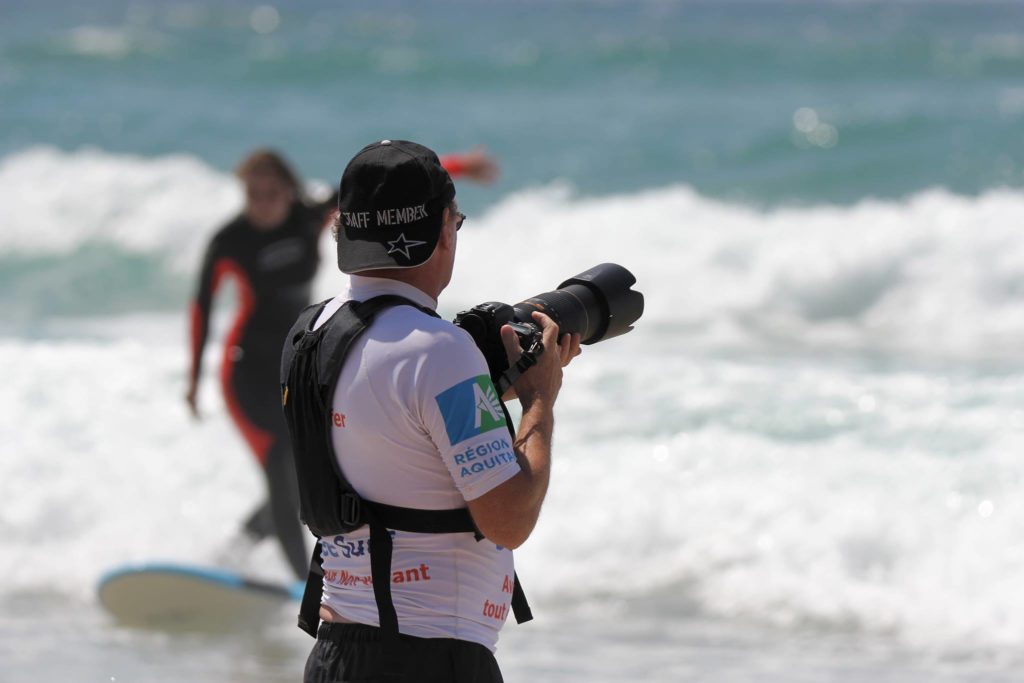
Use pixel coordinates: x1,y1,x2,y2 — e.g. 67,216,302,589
340,492,361,527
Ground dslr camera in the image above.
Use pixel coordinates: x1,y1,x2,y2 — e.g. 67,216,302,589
454,263,644,393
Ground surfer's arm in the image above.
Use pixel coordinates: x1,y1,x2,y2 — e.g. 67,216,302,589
186,239,221,416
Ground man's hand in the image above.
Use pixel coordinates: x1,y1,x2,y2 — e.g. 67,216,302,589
499,312,582,406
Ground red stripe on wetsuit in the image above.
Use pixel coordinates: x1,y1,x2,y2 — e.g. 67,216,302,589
190,257,275,466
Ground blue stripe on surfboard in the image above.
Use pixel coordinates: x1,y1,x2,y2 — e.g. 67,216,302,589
98,562,300,601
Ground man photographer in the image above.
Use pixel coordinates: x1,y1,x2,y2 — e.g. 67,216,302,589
282,139,580,682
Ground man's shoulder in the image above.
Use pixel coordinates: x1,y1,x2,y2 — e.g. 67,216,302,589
368,306,488,384
376,305,477,355
320,297,474,354
374,308,493,414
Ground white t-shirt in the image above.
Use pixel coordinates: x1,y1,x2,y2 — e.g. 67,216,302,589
313,275,522,652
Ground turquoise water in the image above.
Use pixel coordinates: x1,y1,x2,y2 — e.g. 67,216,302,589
3,0,1024,207
3,2,1024,682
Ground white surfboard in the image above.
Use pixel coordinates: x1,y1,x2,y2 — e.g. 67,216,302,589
98,562,303,631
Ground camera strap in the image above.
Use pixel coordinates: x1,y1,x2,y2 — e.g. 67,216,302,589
495,335,544,396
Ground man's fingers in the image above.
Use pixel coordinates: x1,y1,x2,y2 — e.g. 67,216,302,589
528,314,582,367
531,311,560,343
500,324,523,363
556,332,582,366
531,310,554,328
559,333,577,365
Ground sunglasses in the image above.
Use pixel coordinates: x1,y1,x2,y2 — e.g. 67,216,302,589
455,211,466,231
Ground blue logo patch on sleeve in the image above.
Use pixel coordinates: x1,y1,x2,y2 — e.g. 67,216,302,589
435,374,507,445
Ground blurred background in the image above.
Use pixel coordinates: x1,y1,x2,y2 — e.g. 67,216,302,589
2,1,1024,681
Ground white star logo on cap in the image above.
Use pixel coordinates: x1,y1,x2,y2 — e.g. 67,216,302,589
386,233,428,259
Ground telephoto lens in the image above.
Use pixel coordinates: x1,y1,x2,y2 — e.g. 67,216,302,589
454,263,644,386
512,263,644,344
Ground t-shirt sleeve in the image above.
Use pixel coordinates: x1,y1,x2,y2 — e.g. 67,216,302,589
418,326,521,501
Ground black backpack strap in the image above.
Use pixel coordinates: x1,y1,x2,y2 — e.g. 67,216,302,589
297,540,326,638
364,501,477,534
511,572,532,623
365,482,533,625
280,299,332,389
497,392,534,624
298,525,530,639
363,501,480,654
368,521,399,637
316,295,439,400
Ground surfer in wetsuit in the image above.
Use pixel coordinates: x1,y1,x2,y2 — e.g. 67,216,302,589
186,147,499,579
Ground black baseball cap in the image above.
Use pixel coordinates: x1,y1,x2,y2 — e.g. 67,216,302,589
336,139,456,273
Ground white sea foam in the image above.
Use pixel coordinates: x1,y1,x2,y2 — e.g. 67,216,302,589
0,146,238,269
5,146,1023,359
0,335,296,590
451,182,1024,362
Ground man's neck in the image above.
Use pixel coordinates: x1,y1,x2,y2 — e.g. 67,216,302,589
352,268,443,302
348,273,440,310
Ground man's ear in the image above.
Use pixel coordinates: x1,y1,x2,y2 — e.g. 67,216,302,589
438,206,454,249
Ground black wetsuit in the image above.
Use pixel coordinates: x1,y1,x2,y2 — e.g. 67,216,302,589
190,200,329,579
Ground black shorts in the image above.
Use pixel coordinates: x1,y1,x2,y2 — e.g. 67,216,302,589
304,622,504,683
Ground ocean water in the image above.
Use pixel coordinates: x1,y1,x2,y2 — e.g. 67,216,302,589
3,1,1024,681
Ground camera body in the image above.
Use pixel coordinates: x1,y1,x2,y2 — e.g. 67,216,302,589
453,302,542,386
